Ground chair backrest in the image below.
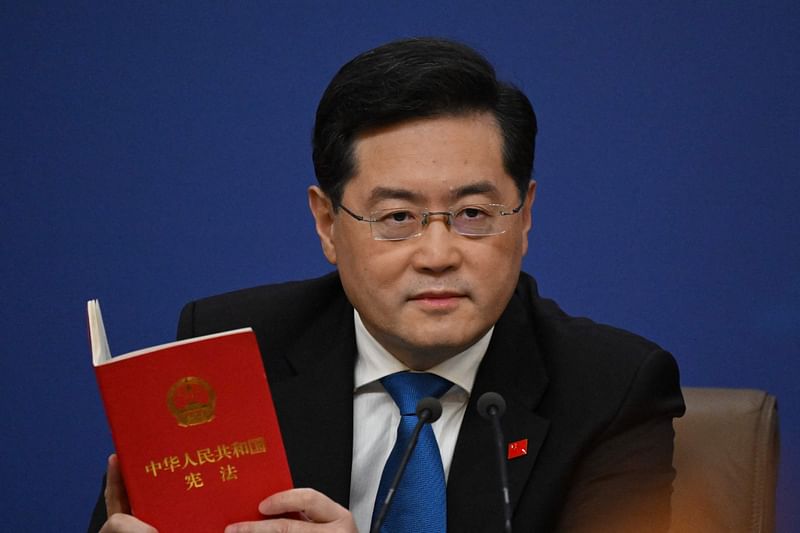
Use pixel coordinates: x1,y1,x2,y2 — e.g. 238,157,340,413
671,387,779,533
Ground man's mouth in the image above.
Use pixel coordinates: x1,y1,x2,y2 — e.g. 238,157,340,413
408,291,467,309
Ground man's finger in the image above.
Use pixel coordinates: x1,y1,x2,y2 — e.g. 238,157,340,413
224,518,310,533
104,453,131,516
224,488,357,532
258,488,349,524
99,512,159,533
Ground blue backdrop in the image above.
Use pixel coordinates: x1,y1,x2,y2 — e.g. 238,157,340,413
2,2,798,530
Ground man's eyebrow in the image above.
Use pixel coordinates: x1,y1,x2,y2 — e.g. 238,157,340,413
366,180,501,205
367,187,422,204
451,181,501,199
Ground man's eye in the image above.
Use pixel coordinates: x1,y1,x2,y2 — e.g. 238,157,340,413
458,207,488,219
380,211,415,224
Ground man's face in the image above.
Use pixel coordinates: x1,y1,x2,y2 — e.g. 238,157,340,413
309,113,535,370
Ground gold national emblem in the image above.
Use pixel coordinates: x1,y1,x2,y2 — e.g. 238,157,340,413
167,376,216,427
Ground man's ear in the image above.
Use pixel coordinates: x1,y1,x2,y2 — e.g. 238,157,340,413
521,180,536,256
308,185,338,265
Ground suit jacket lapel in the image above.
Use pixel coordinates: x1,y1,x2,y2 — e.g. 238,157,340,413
447,289,550,532
268,291,356,507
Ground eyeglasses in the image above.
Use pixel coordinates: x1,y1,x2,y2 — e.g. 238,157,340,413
337,201,525,241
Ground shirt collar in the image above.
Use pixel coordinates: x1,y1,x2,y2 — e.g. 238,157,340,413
353,309,492,396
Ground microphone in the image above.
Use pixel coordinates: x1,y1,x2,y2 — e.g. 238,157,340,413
370,397,443,533
477,392,512,533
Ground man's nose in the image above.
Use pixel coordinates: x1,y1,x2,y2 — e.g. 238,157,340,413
411,214,463,273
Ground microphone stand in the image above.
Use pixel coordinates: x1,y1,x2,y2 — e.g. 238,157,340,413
478,392,513,533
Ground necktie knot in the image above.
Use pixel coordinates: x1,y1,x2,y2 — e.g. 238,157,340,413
380,372,452,415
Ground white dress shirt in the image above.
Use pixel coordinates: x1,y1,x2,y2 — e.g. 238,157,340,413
348,310,493,533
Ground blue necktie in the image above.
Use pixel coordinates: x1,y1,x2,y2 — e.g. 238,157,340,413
371,371,453,533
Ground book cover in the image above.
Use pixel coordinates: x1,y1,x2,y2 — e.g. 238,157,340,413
89,300,293,532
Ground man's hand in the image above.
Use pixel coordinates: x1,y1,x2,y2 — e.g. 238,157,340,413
98,455,353,532
224,488,357,533
99,453,158,533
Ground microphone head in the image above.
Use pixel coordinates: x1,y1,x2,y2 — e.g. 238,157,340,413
416,397,443,423
477,392,507,419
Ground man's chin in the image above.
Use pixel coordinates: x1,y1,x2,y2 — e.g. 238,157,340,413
391,335,479,370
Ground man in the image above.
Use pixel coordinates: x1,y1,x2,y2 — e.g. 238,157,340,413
90,38,684,532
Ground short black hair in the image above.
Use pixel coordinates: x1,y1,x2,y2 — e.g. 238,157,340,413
312,37,537,207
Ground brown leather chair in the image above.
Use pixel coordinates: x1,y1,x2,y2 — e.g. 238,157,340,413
671,387,779,533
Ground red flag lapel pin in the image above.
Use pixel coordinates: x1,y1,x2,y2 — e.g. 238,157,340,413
507,438,528,459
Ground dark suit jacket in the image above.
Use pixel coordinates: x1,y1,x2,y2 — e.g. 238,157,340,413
90,271,684,532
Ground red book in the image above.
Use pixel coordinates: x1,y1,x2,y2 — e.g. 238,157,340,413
89,300,293,532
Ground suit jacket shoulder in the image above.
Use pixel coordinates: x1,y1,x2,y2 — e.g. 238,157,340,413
177,273,343,345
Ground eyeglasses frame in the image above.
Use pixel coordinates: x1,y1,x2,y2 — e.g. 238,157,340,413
336,199,526,241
